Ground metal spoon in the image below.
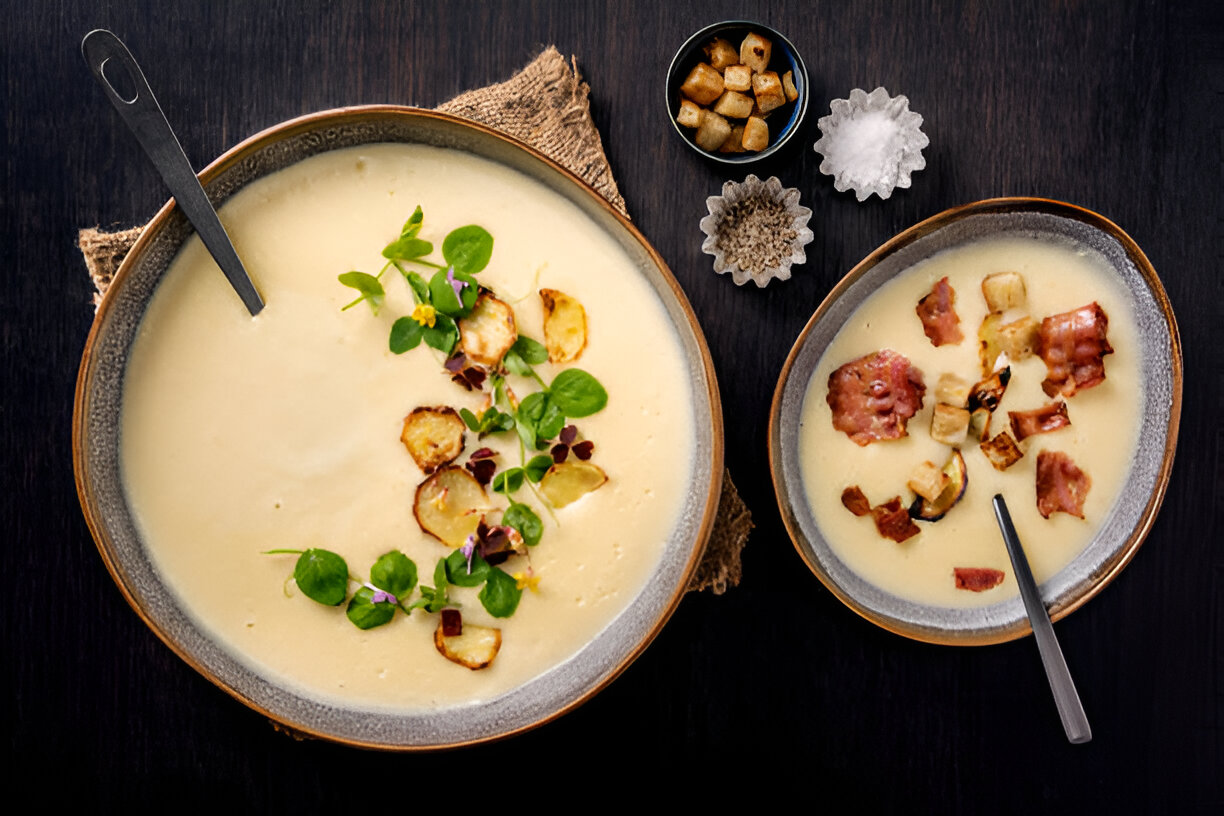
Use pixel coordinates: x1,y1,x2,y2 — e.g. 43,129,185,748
992,494,1092,744
81,29,264,316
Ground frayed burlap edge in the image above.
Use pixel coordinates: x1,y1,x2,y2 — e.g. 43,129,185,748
76,47,748,594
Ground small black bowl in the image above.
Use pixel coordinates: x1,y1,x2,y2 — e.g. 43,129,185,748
665,20,809,165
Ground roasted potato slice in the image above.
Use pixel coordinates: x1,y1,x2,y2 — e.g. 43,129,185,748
539,461,608,508
434,615,501,670
400,406,465,473
539,288,588,363
414,466,489,547
459,292,517,367
909,450,968,521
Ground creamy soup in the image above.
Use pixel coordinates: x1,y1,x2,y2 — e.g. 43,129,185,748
798,236,1141,607
121,143,696,711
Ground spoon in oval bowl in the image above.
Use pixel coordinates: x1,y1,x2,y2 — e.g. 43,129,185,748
992,494,1091,744
81,29,264,315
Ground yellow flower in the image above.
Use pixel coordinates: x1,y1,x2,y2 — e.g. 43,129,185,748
411,303,437,328
512,569,541,593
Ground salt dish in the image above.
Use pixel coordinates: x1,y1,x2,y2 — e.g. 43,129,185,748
813,87,929,202
699,174,814,287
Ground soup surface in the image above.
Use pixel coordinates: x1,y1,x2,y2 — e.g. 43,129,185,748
121,143,696,711
798,236,1141,607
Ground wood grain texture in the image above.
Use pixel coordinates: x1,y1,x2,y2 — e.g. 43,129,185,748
3,0,1221,809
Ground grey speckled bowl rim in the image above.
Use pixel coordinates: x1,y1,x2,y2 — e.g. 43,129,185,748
769,198,1181,646
73,106,724,749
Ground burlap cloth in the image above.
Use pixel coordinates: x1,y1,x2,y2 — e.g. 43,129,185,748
78,47,751,594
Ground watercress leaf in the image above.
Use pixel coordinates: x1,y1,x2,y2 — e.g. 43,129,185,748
405,270,431,303
515,411,537,451
511,335,549,365
428,267,478,316
401,206,424,238
338,271,385,314
525,454,553,483
459,407,481,431
433,558,449,596
501,348,533,378
537,400,566,440
503,503,543,547
444,548,490,587
478,567,522,618
370,550,418,598
548,369,608,417
442,225,494,275
492,467,524,495
382,235,433,261
389,317,423,354
346,585,397,630
293,548,349,606
422,313,458,354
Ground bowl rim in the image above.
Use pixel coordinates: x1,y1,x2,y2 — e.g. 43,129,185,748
665,19,810,165
768,196,1182,646
73,105,725,749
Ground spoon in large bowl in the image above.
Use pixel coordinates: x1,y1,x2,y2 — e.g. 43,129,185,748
992,493,1092,744
81,29,264,316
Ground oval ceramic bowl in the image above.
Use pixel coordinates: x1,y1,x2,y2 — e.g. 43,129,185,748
74,107,724,749
665,20,809,164
770,198,1180,645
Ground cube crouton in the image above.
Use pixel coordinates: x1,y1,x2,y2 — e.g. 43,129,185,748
742,116,769,151
723,63,752,92
908,461,951,503
935,373,971,408
981,432,1024,471
752,71,787,114
676,98,702,128
740,32,772,73
931,403,970,446
694,110,732,151
998,316,1040,361
718,124,746,153
703,38,739,72
782,70,799,102
981,271,1027,313
713,90,755,119
680,62,724,105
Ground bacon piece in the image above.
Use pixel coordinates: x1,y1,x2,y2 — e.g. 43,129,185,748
1036,450,1091,519
841,486,872,517
916,276,964,346
827,350,927,446
871,497,920,543
1037,302,1113,397
1008,402,1071,442
954,567,1005,592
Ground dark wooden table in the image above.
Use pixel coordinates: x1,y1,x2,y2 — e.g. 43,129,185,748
5,1,1220,809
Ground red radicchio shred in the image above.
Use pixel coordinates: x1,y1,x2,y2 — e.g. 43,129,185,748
841,486,872,517
465,458,496,486
1036,450,1091,519
551,443,569,464
469,447,497,460
827,349,927,446
871,497,921,543
440,608,462,637
559,425,578,446
571,440,594,460
954,567,1005,592
1008,402,1071,442
476,524,516,565
915,276,964,347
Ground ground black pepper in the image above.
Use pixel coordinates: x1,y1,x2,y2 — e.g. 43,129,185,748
714,195,798,276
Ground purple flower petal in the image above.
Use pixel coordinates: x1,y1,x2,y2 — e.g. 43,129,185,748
461,536,476,574
446,266,466,300
365,583,397,605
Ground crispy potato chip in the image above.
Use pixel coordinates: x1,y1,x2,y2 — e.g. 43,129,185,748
459,292,517,367
539,288,588,363
414,466,489,547
434,618,501,670
539,461,607,508
400,406,465,474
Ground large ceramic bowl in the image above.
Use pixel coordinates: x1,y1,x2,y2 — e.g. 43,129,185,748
770,198,1180,645
74,107,724,748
